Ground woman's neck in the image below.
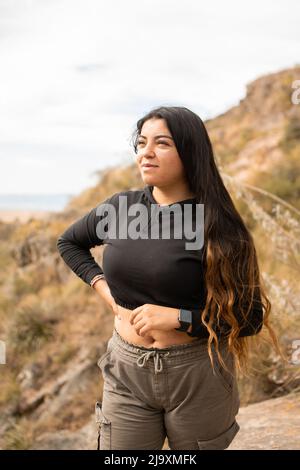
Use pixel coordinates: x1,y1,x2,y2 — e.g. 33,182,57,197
152,183,195,206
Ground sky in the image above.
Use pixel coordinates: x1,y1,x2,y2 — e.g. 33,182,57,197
0,0,299,195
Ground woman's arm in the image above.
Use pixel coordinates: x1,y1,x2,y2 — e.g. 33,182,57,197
56,196,113,286
91,276,119,316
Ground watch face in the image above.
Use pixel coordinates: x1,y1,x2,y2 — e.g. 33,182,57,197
180,309,192,324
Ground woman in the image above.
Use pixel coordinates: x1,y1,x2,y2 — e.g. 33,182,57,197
57,106,281,450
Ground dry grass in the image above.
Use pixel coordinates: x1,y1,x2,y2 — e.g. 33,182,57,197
2,418,34,450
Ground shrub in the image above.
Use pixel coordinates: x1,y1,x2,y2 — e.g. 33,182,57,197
8,305,55,355
3,420,33,450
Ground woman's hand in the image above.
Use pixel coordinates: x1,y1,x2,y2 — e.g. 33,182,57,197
129,304,180,337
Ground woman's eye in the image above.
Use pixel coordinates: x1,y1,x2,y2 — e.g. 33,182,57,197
137,141,169,146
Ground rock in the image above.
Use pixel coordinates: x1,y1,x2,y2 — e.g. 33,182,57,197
228,391,300,450
11,234,52,267
30,419,97,450
17,362,44,390
16,343,107,416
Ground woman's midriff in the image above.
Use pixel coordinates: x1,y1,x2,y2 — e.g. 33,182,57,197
114,304,200,349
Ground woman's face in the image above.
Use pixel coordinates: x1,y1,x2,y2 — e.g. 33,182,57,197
135,118,186,188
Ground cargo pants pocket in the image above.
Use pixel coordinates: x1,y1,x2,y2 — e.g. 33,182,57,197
197,419,240,450
97,350,111,369
97,338,113,369
95,401,111,450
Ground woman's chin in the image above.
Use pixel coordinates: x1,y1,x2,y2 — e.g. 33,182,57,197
141,174,159,185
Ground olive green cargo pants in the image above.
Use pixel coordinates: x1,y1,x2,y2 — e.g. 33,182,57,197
95,328,240,450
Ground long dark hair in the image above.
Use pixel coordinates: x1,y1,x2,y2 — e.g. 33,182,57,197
130,105,285,376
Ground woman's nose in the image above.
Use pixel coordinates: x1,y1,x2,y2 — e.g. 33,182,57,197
138,147,156,159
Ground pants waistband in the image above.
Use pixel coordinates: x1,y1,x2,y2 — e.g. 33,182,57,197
109,328,226,374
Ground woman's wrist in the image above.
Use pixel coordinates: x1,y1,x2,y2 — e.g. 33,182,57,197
170,308,181,329
90,274,105,288
170,308,192,333
91,277,119,317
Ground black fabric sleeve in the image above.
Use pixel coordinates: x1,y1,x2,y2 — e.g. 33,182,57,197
186,286,264,339
234,286,264,337
186,309,222,339
56,196,114,286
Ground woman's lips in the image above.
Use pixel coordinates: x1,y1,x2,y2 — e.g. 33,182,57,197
142,164,159,170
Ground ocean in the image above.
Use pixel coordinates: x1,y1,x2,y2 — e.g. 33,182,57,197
0,194,75,212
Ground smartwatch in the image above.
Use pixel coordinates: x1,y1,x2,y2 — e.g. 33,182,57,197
174,308,192,332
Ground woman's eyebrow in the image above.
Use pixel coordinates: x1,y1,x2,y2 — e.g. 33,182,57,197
139,134,174,140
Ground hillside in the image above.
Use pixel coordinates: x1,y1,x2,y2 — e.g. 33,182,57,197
206,67,300,210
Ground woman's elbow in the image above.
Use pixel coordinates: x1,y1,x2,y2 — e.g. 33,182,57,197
56,235,68,256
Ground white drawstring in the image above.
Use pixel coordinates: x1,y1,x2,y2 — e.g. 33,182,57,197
136,350,170,374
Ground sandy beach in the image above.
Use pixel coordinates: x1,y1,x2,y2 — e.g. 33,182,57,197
0,210,50,223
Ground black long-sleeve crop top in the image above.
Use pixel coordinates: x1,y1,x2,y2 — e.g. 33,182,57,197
56,184,264,339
